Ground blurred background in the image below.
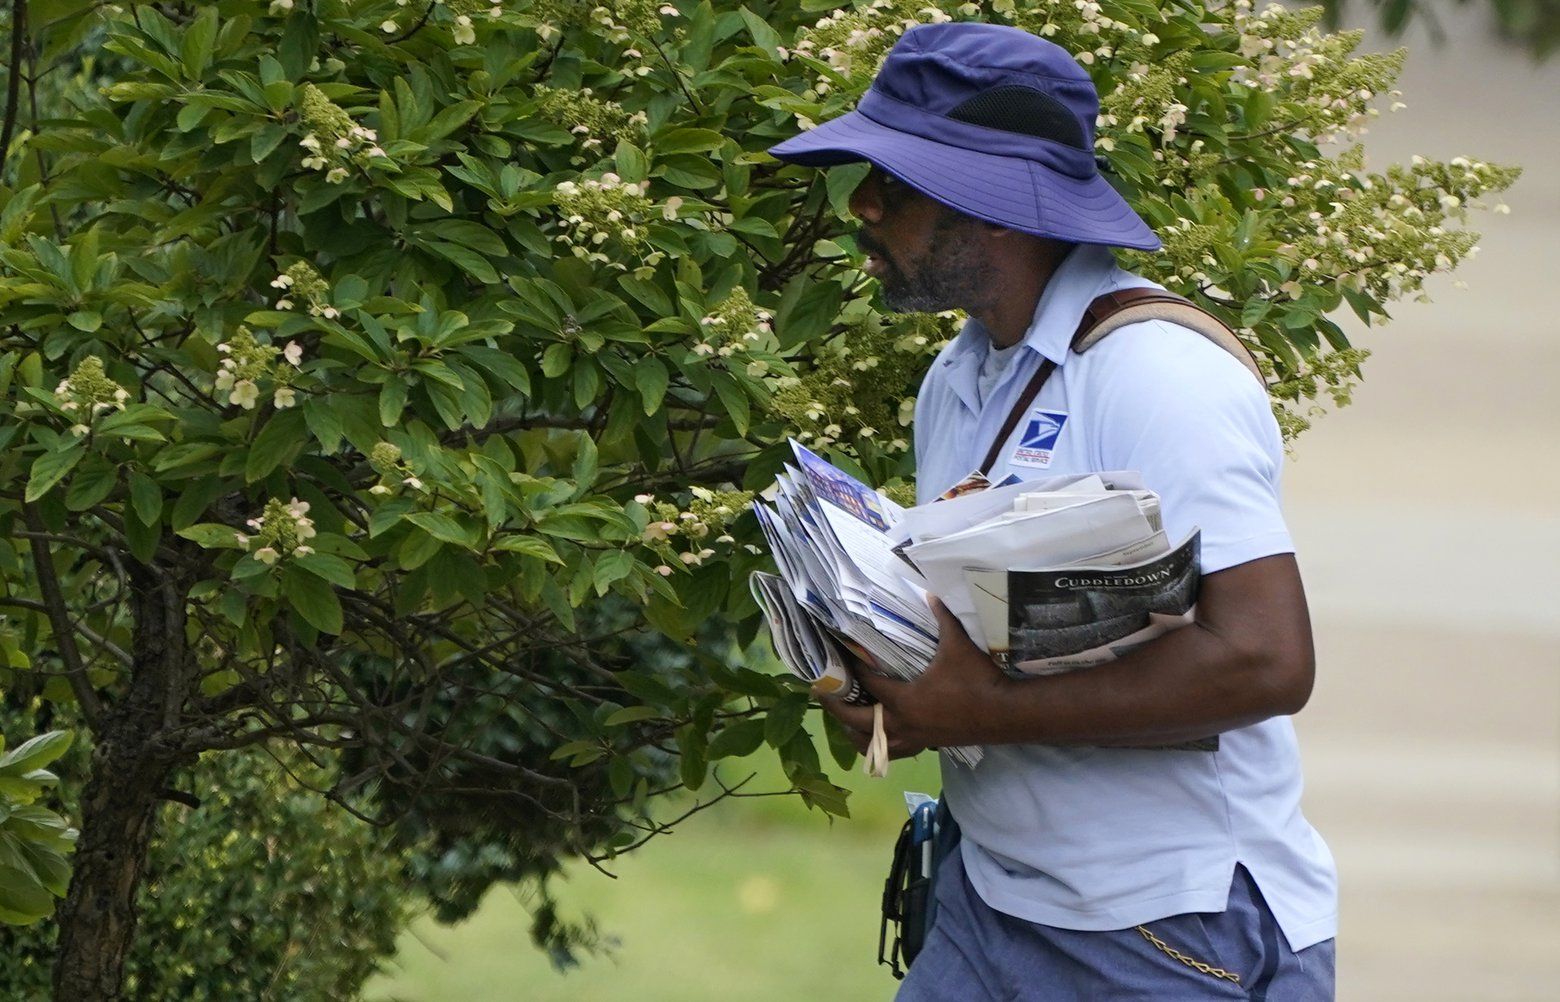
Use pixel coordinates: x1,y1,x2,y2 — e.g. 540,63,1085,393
366,5,1560,999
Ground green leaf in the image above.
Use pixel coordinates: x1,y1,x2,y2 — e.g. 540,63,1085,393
614,140,648,183
170,476,224,530
25,443,85,503
459,346,531,395
541,342,572,378
293,552,358,590
676,726,707,790
66,311,101,333
652,127,725,156
244,409,307,483
618,274,671,316
378,379,408,427
492,535,562,563
571,433,598,489
181,5,219,78
250,123,287,162
712,376,750,436
175,103,209,132
0,731,73,775
64,459,117,511
763,694,808,748
0,864,56,922
128,471,162,526
706,718,766,760
822,713,859,771
422,240,501,284
604,705,662,727
405,511,476,547
282,565,343,635
777,280,842,348
174,523,248,550
592,550,635,595
739,6,783,56
125,508,162,565
825,163,869,218
303,397,344,454
635,357,669,414
417,219,509,257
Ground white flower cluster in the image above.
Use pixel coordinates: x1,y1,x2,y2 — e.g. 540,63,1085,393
296,83,385,184
366,441,423,496
270,261,338,319
551,173,667,276
769,312,954,456
534,85,649,166
53,356,130,437
378,0,501,43
637,486,754,573
1223,1,1400,147
214,327,303,410
238,497,317,565
531,0,671,72
792,0,951,81
691,286,775,364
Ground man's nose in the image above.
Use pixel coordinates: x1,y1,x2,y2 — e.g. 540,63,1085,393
848,171,883,224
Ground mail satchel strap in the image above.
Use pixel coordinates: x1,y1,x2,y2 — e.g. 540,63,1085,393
1073,287,1266,383
975,287,1264,477
977,356,1055,477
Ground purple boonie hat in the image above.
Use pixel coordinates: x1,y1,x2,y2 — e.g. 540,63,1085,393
768,22,1160,251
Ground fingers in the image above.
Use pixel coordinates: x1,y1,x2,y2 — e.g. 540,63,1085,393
928,593,965,638
840,638,882,672
855,669,898,703
816,693,878,734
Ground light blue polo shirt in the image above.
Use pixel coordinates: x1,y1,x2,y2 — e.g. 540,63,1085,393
914,243,1337,951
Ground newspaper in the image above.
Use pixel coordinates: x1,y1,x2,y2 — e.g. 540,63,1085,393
749,443,978,765
748,442,1214,768
967,531,1199,674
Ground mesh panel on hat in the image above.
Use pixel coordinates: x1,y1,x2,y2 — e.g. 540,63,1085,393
946,85,1087,149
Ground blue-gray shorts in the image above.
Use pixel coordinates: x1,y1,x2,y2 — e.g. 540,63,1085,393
897,851,1335,1001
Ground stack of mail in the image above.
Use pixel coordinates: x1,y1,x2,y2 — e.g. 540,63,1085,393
898,471,1200,678
749,442,1202,768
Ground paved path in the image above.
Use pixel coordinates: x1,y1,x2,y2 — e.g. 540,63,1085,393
1283,9,1560,998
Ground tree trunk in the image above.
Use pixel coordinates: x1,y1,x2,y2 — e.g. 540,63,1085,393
51,569,190,1002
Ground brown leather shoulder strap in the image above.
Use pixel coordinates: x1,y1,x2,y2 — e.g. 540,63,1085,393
977,356,1054,477
976,288,1263,477
1070,287,1188,348
1070,287,1266,383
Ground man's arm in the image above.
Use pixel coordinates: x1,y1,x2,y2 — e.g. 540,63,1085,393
823,552,1314,751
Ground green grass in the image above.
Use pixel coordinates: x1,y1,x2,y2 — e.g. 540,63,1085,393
364,749,943,1002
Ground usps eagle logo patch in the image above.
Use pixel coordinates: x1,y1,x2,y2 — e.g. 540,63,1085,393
1010,409,1069,469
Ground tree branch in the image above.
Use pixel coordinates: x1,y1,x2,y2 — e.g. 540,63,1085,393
0,0,25,179
22,501,104,722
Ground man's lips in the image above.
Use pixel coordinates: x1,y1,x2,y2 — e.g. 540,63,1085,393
857,233,889,276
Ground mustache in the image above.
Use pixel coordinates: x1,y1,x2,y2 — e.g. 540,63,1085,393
854,229,888,259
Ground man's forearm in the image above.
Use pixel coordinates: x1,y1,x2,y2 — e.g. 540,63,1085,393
970,620,1308,747
841,555,1317,752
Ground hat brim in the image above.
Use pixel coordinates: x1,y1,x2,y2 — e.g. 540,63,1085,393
769,110,1162,252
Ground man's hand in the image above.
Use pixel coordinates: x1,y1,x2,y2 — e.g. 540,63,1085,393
816,596,1013,754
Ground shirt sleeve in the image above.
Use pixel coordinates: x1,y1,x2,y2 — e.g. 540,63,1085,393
1085,320,1294,574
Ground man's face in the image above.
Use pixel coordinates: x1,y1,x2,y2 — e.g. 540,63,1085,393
848,167,988,314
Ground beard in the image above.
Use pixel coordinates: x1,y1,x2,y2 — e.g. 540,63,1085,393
862,209,987,314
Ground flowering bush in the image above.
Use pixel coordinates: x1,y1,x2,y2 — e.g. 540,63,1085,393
0,1,1513,994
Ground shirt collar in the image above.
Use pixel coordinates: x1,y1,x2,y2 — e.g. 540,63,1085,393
1020,243,1121,365
940,242,1122,370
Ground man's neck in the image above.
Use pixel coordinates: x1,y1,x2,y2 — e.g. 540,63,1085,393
969,240,1071,348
